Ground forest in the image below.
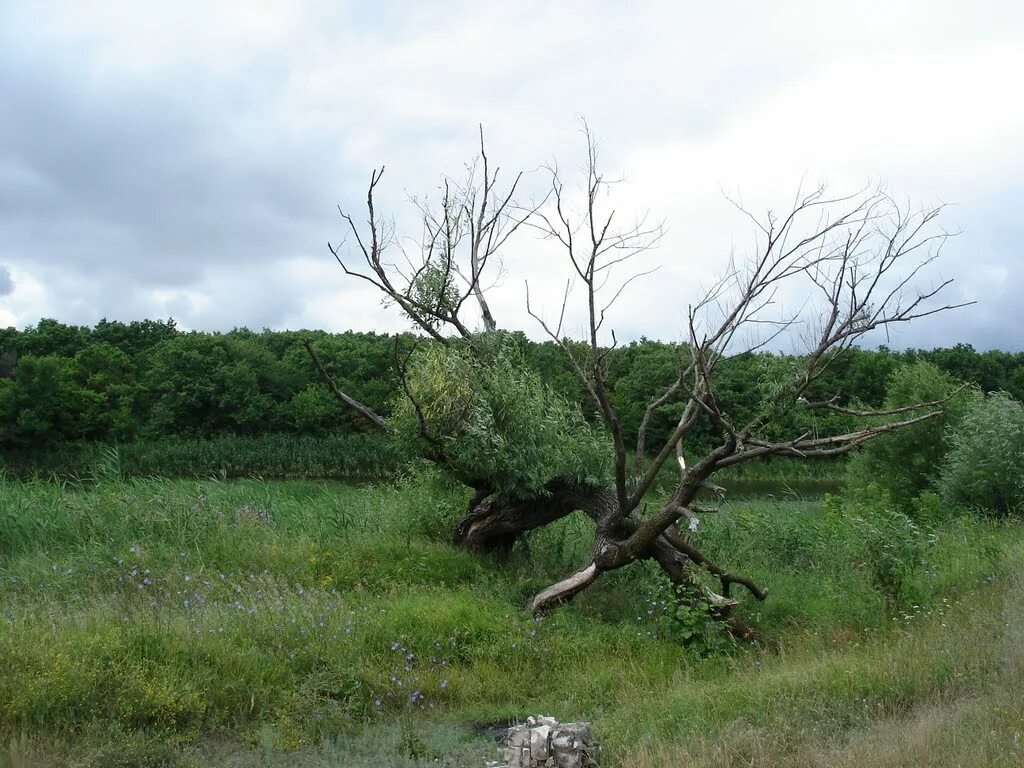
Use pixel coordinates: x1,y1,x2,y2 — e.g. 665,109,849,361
2,317,1022,479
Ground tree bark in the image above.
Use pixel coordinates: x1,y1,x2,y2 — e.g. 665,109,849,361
452,479,617,556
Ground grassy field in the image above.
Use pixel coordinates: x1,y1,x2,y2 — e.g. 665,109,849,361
0,471,1021,767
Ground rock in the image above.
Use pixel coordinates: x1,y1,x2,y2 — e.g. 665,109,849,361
491,716,598,767
529,725,551,761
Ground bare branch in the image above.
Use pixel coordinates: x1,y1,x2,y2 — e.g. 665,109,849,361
303,340,389,432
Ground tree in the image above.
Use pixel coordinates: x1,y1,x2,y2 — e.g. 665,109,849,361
71,342,142,442
143,335,284,437
310,126,967,634
845,361,978,509
0,355,103,446
92,318,178,359
16,318,92,359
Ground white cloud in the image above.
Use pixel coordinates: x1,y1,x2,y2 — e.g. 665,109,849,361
0,1,1021,348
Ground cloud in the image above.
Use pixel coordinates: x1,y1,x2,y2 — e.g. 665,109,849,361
0,266,13,297
0,1,1022,349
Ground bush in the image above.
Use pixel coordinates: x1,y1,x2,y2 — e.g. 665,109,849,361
935,392,1024,515
845,361,977,510
656,579,735,655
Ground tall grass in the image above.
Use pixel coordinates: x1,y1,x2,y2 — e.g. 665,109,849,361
1,436,847,492
0,473,1019,767
0,433,401,481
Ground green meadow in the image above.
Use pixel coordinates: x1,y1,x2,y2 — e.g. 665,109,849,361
1,471,1020,767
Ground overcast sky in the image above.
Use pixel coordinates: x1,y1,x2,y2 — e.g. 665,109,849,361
1,1,1022,350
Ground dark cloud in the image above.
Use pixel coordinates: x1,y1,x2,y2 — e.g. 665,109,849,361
0,37,354,292
0,266,13,296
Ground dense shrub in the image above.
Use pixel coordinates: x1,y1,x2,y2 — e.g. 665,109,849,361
845,361,978,510
935,392,1024,515
2,319,1023,484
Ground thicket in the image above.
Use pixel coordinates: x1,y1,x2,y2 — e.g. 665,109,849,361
1,318,1023,475
0,434,401,481
844,362,981,508
936,392,1024,514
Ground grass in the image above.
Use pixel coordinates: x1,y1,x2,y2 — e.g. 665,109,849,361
0,470,1021,766
0,433,402,482
1,437,845,490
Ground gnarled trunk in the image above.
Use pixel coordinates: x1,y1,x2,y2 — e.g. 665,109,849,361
451,476,766,637
452,479,617,556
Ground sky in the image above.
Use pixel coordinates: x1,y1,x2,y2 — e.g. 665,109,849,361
1,1,1022,351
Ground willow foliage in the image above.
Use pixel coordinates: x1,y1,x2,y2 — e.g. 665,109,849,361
392,333,611,499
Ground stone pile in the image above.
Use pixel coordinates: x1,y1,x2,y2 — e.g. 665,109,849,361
487,715,598,768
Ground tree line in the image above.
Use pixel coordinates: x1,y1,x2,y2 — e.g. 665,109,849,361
1,317,1022,453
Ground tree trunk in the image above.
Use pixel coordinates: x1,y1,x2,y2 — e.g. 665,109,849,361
452,479,616,556
452,476,766,638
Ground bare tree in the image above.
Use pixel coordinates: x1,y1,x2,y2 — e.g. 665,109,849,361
309,126,967,636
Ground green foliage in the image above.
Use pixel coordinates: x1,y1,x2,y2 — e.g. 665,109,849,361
752,354,804,421
392,333,611,498
71,343,141,441
936,392,1024,515
281,331,401,433
405,260,460,329
655,578,734,655
0,322,409,451
607,340,683,448
825,485,936,613
2,319,1023,494
285,385,347,434
143,335,289,437
821,345,902,407
0,355,105,446
12,318,92,358
845,361,978,509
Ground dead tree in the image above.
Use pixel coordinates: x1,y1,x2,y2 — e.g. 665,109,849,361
310,126,967,634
